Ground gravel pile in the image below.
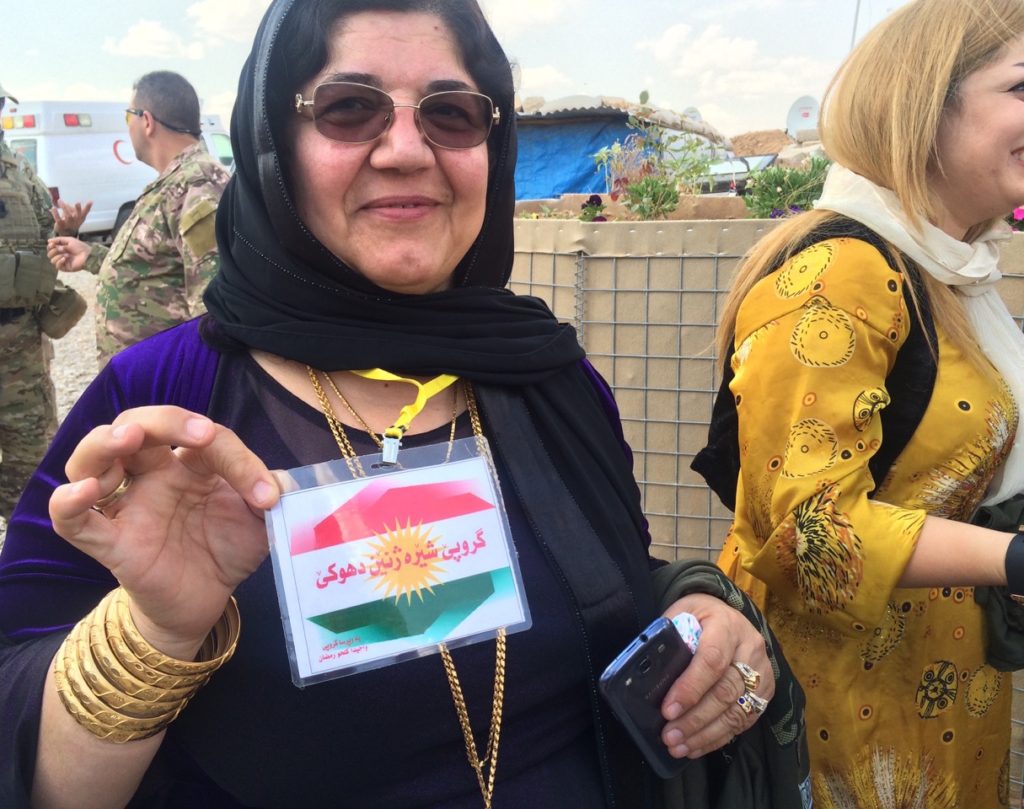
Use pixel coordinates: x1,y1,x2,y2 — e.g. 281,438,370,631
0,270,99,544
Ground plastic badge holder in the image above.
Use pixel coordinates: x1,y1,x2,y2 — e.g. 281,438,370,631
266,435,532,687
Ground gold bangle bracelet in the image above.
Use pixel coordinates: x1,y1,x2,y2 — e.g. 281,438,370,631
87,616,201,701
72,623,192,719
54,652,170,743
57,627,184,732
53,588,241,744
110,589,240,676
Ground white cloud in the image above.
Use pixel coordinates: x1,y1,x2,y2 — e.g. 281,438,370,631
518,65,573,100
10,81,125,103
186,0,266,44
688,0,797,22
640,24,759,77
637,22,831,134
480,0,583,38
103,20,205,60
202,90,236,124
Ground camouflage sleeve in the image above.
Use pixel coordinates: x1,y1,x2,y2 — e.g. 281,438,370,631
177,191,220,315
83,243,109,276
16,154,56,239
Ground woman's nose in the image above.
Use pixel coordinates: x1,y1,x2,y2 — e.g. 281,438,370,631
369,107,435,170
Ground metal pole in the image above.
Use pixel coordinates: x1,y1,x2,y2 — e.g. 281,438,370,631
850,0,862,50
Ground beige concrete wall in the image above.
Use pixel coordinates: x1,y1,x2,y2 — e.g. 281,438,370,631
511,219,1024,804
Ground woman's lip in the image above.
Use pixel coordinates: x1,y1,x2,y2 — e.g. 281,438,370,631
363,196,439,209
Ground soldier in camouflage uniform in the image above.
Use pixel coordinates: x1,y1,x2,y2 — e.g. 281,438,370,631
0,84,87,522
48,71,229,366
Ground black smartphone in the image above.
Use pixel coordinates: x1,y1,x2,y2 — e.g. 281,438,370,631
598,616,694,779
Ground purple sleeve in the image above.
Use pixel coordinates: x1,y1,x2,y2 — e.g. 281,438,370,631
0,320,218,806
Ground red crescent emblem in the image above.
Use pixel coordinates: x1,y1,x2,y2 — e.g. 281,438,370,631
112,139,134,165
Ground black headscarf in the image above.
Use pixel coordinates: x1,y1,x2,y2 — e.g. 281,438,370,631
203,0,583,383
203,1,659,801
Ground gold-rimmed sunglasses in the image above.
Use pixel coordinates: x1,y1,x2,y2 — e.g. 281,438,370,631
294,81,499,150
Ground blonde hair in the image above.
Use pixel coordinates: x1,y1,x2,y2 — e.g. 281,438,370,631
718,0,1024,363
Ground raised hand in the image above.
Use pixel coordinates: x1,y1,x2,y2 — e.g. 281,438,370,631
51,199,94,236
48,406,280,658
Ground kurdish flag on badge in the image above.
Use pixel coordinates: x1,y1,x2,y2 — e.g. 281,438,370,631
268,452,528,682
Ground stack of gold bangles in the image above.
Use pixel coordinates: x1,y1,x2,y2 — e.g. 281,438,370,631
53,587,240,743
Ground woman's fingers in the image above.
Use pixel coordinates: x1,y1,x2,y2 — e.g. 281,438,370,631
174,423,280,510
49,475,123,545
63,407,277,511
658,593,773,758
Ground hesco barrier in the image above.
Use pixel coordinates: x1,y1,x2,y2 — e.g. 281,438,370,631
511,218,1024,804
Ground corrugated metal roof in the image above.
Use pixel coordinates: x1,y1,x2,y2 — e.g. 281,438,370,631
516,95,731,149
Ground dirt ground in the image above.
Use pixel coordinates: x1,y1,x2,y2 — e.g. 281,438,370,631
729,129,795,156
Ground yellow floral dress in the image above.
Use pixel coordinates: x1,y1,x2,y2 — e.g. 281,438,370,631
719,236,1018,808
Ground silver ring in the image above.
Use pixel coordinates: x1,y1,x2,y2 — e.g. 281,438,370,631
92,475,132,511
732,661,761,691
736,689,768,716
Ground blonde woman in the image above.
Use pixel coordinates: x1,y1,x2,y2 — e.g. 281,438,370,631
693,0,1024,805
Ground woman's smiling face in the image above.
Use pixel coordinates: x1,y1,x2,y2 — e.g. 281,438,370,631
931,33,1024,238
288,11,490,295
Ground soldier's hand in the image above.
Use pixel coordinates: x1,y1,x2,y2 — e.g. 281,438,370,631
51,199,93,237
48,407,281,655
46,236,90,272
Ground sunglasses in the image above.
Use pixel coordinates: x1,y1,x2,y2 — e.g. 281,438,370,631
125,107,199,136
294,82,499,150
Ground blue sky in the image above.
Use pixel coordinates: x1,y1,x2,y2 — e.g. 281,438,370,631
4,0,907,137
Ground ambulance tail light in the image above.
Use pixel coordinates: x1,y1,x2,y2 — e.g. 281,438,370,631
1,114,36,129
62,113,91,127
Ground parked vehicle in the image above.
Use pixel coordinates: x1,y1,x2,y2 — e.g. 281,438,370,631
0,100,233,237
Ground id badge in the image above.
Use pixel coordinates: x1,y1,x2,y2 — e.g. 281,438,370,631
266,436,532,686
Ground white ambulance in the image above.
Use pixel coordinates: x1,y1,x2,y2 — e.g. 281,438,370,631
0,100,233,238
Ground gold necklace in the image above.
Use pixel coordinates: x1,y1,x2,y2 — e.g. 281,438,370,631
305,366,505,809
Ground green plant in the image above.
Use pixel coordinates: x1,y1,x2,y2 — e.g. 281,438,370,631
579,194,607,222
620,176,679,221
592,91,712,220
742,155,831,219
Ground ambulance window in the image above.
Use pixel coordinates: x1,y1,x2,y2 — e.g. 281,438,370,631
207,133,234,170
10,139,37,172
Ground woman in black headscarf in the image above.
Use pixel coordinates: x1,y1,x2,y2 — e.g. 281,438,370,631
0,2,804,807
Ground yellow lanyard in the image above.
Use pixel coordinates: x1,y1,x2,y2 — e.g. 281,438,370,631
350,369,459,464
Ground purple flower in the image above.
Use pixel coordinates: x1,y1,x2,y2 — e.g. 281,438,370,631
592,215,607,222
587,194,603,206
769,208,785,218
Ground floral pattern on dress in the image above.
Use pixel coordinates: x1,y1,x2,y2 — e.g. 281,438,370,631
775,242,834,299
819,746,958,809
911,397,1015,519
775,483,863,614
790,296,856,368
860,600,907,664
782,418,838,478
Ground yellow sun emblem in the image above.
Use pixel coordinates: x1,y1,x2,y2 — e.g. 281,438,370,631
365,520,447,604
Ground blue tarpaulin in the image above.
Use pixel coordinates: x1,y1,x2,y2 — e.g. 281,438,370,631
514,118,634,200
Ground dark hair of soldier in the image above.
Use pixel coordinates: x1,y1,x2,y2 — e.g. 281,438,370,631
131,70,201,138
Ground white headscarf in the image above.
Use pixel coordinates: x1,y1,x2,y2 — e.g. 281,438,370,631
815,163,1024,506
